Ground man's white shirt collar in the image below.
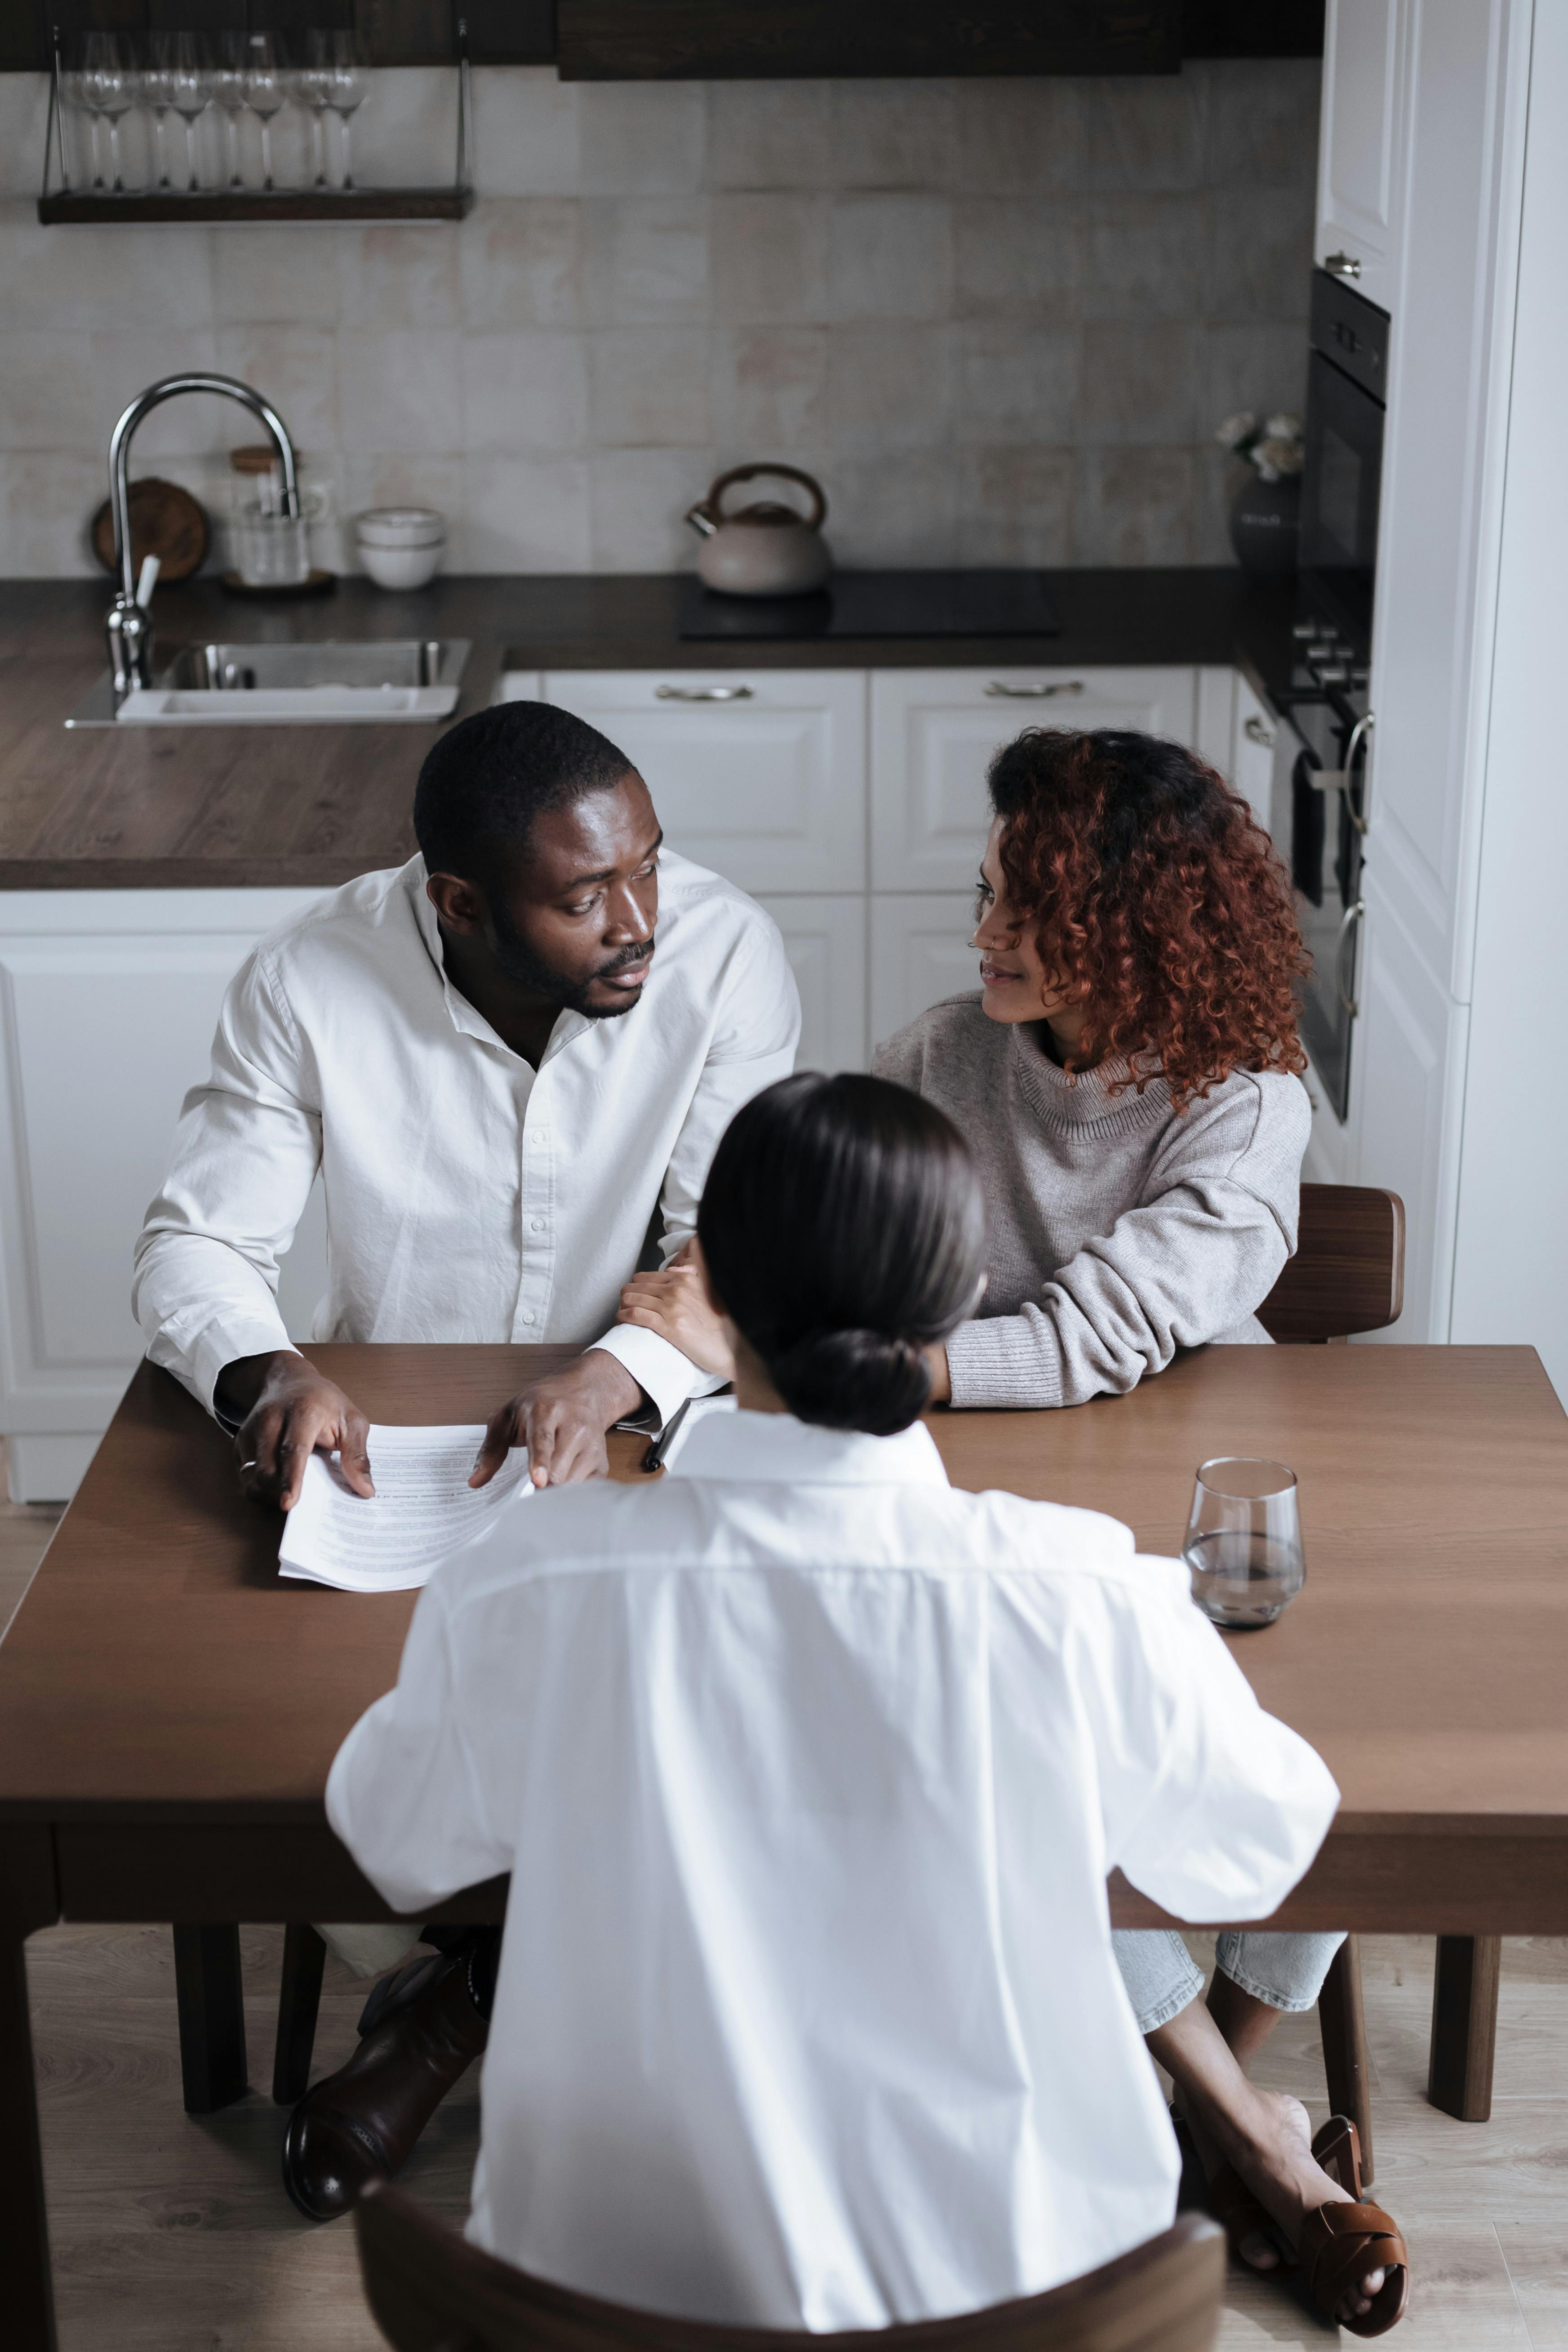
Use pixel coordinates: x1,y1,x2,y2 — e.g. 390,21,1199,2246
668,1407,951,1489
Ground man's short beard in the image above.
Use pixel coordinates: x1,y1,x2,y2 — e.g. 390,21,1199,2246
487,893,653,1020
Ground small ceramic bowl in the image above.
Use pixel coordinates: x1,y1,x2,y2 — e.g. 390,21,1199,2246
355,506,445,547
358,538,445,590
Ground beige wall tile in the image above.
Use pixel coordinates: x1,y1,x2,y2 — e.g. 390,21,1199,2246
1081,191,1208,322
463,332,588,454
0,452,106,575
1080,321,1199,446
952,81,1084,197
827,451,957,566
211,226,345,325
339,226,462,330
954,448,1076,567
0,331,100,454
954,324,1080,448
1082,73,1207,193
0,210,213,331
0,76,51,200
953,197,1081,325
577,83,706,196
214,324,340,452
709,82,835,191
711,328,830,449
830,325,952,454
342,451,464,534
460,454,591,572
711,193,830,326
87,329,226,456
1075,447,1198,564
589,445,716,571
460,200,585,330
1199,322,1310,438
1204,58,1322,189
338,328,461,454
584,198,711,326
832,83,955,191
828,196,952,324
589,328,710,448
471,69,581,198
1208,182,1315,322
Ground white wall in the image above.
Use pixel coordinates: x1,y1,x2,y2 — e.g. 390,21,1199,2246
0,60,1318,577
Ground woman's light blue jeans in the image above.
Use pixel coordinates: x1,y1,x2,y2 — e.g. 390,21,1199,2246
1114,1928,1346,2035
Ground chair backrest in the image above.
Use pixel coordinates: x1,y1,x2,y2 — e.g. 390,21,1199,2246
1257,1182,1405,1343
355,2183,1225,2352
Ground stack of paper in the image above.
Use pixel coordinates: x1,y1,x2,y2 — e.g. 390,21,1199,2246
279,1423,533,1594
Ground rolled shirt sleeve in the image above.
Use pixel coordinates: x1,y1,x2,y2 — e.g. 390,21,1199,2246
132,946,320,1416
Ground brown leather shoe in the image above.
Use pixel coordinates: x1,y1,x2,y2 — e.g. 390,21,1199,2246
282,1944,489,2222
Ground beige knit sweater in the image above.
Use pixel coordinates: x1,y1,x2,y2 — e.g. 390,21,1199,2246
873,994,1310,1409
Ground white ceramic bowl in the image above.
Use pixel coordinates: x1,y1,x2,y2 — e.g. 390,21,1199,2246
358,538,445,591
355,506,445,547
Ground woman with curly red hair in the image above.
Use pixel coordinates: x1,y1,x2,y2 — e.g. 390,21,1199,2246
874,726,1405,2337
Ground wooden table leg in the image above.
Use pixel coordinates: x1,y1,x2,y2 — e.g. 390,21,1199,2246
1428,1934,1502,2121
1318,1934,1374,2184
0,1825,63,2352
272,1922,326,2105
172,1924,249,2113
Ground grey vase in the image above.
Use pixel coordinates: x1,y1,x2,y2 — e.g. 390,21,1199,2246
1229,472,1301,578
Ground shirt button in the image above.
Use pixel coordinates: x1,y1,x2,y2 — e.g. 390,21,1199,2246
529,1218,543,1233
521,1310,537,1325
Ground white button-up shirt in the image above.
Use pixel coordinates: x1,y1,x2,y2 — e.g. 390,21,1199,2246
328,1410,1338,2332
133,852,800,1427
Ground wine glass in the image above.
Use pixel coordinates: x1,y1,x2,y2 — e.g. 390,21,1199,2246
209,33,250,190
80,31,136,195
243,32,287,193
290,36,338,189
139,35,181,190
317,31,368,191
1183,1457,1306,1629
158,31,211,195
60,62,102,190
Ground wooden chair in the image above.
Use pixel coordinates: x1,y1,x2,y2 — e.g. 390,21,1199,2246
353,2180,1226,2352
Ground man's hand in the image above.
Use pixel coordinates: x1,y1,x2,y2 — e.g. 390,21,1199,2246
220,1349,374,1512
617,1258,735,1381
470,1349,644,1491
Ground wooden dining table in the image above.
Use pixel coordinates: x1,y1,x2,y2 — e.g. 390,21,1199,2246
2,1338,1566,2352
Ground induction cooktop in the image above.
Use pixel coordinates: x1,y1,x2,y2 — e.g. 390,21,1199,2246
677,569,1062,641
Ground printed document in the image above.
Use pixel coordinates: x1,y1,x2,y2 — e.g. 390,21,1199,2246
279,1423,533,1594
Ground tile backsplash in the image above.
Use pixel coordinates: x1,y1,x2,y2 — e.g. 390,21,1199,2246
0,60,1318,578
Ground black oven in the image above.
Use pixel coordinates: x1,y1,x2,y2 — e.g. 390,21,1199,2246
1270,270,1389,1123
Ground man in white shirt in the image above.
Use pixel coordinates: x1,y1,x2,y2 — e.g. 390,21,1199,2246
328,1406,1340,2329
132,697,799,2210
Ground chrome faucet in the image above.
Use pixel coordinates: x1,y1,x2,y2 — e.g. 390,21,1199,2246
105,374,300,697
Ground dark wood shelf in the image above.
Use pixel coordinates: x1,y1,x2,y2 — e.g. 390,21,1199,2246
37,185,474,224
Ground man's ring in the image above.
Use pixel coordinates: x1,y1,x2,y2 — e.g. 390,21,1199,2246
239,1458,259,1472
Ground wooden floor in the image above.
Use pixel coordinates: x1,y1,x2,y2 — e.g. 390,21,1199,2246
9,1502,1568,2349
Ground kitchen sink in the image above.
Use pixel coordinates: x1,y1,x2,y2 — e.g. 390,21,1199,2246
65,637,471,727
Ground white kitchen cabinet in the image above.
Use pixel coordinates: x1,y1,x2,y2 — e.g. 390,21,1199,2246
536,670,866,896
1229,672,1278,834
868,895,978,1059
0,890,331,1501
1315,0,1409,313
755,894,867,1074
1347,876,1469,1345
870,667,1199,892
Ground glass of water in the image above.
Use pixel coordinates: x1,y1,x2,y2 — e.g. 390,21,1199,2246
1184,1457,1304,1629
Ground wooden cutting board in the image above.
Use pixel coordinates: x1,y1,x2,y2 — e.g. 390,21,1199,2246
91,478,210,583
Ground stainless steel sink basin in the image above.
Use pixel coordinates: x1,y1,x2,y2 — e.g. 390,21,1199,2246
65,637,471,727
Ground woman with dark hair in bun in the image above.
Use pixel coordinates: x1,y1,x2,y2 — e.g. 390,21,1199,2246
326,1073,1364,2332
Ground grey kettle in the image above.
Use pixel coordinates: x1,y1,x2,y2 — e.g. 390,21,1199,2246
684,463,830,597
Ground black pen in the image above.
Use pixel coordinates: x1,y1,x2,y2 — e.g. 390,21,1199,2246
642,1394,693,1474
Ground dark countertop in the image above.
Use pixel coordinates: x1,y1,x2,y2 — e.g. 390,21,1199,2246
0,570,1296,890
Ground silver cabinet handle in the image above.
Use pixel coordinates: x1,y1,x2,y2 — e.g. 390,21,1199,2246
654,683,754,702
1335,897,1366,1018
1325,250,1362,279
1342,711,1373,835
1244,714,1275,748
984,679,1084,699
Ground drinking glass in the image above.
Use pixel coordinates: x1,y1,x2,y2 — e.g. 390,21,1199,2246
139,37,179,189
317,30,368,190
1183,1457,1305,1629
210,34,250,189
60,65,101,190
81,32,136,194
231,505,311,589
159,31,211,193
243,32,286,192
290,38,338,188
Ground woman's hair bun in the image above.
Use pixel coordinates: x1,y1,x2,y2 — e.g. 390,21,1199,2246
769,1328,931,1437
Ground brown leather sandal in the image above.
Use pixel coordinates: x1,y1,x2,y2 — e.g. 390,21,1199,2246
1298,2115,1410,2336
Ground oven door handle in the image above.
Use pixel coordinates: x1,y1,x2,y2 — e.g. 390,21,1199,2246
1335,897,1366,1018
1304,711,1375,834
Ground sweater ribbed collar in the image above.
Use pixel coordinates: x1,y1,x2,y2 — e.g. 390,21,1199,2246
1008,1022,1173,1136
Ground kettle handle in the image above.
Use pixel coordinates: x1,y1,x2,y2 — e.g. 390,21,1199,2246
703,462,827,531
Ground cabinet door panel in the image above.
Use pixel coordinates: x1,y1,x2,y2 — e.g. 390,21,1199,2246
1316,0,1408,311
542,671,866,894
755,896,867,1075
1229,671,1279,834
0,892,330,1441
871,667,1198,891
869,895,978,1058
